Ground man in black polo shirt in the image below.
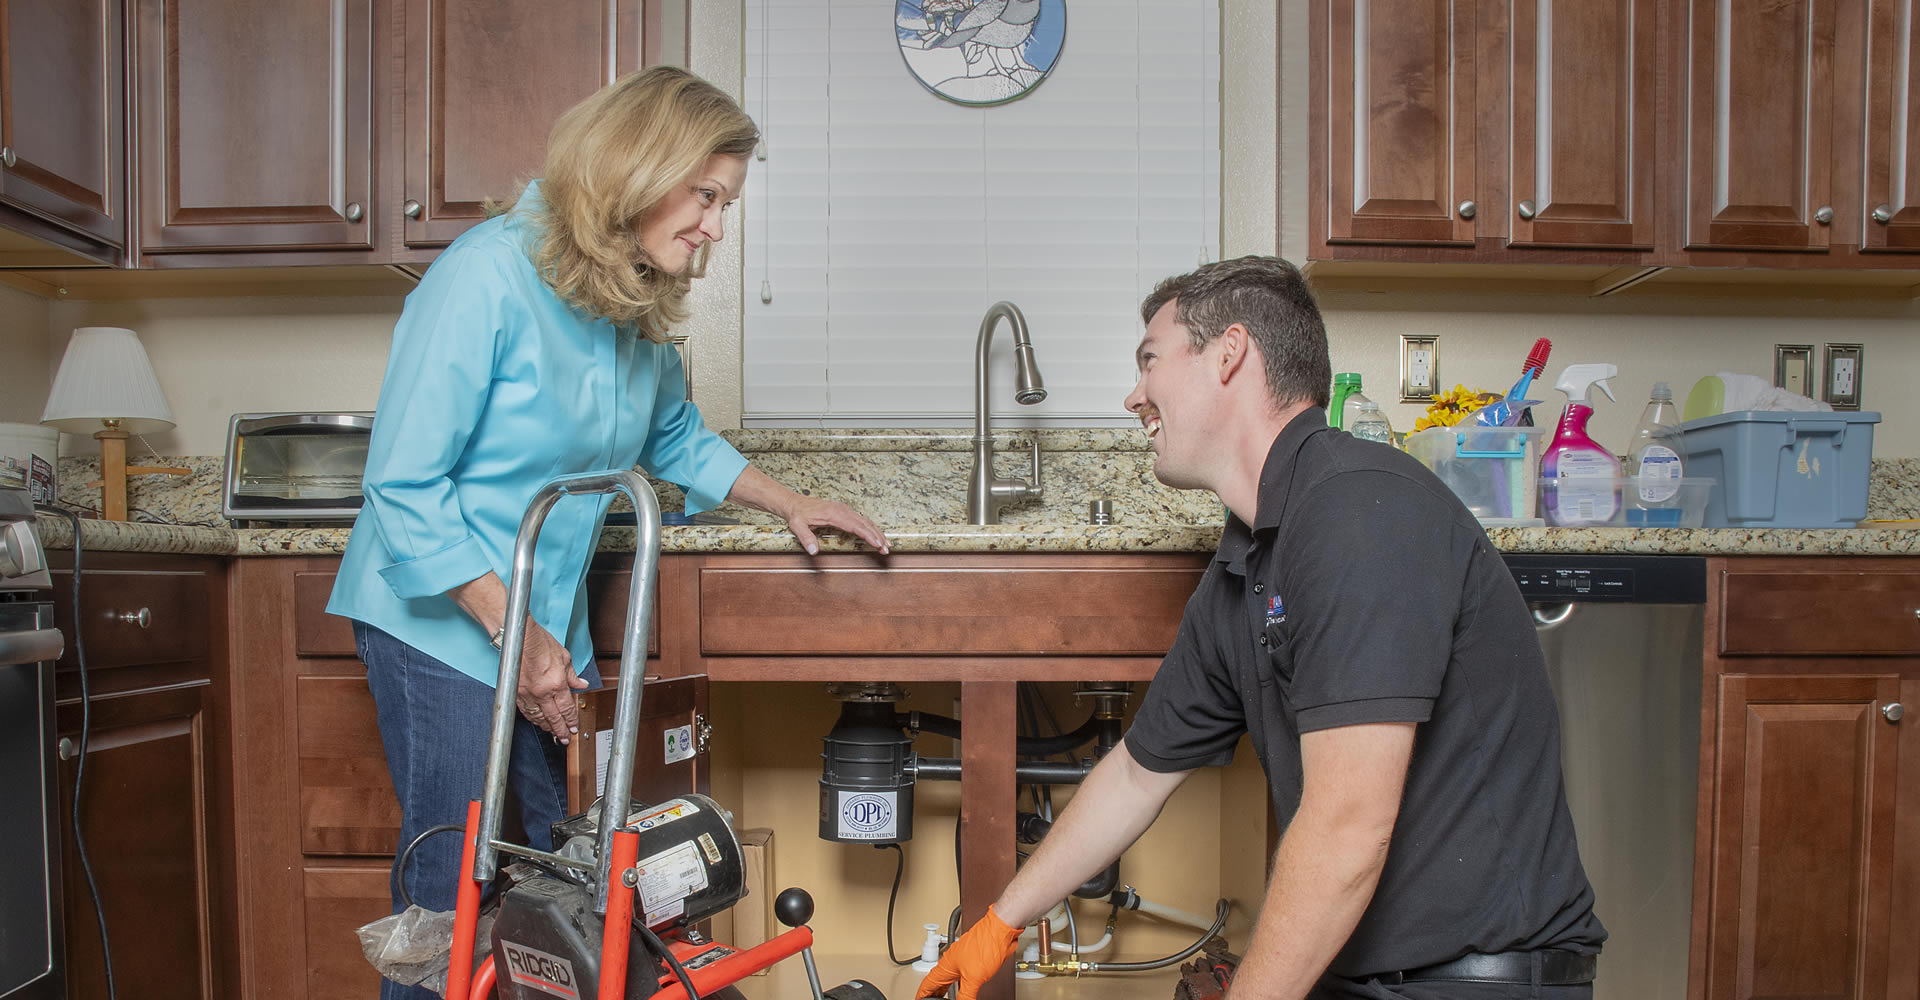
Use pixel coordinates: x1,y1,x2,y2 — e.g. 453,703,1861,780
917,256,1603,1000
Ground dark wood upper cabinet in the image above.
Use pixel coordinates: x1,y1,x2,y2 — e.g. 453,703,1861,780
133,0,376,254
1509,0,1656,249
397,0,657,252
1322,0,1476,246
0,0,126,251
1683,0,1836,252
1862,0,1920,252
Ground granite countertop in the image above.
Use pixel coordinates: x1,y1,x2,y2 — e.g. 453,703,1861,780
32,514,1920,558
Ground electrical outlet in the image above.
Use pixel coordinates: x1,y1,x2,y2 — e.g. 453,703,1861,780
1773,344,1814,398
1823,343,1863,410
1400,335,1438,402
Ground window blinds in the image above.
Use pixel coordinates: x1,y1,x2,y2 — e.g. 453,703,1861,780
742,0,1220,426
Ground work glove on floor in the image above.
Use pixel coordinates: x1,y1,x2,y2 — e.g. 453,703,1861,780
913,905,1022,1000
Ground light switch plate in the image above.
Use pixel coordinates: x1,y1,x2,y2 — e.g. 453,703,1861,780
1400,335,1438,402
1823,343,1863,410
1774,344,1814,398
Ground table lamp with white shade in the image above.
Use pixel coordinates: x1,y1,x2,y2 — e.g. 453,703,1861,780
41,326,189,521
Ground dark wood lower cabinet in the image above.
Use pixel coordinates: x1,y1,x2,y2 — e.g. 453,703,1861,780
47,552,230,1000
1696,557,1919,1000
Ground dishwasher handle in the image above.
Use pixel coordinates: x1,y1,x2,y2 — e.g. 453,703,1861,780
1530,602,1578,630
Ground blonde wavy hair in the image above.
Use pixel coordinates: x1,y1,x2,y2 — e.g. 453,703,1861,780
499,66,759,342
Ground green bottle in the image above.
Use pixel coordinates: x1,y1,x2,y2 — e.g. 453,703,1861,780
1330,373,1363,429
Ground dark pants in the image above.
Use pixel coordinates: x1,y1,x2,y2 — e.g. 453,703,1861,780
355,622,572,1000
1313,975,1594,1000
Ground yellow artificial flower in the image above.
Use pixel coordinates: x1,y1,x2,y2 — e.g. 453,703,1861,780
1413,384,1502,432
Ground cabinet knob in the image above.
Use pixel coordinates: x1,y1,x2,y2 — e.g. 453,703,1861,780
1885,702,1905,723
1813,205,1834,225
58,737,77,761
404,199,423,219
1872,204,1894,224
1457,200,1477,220
344,202,364,223
0,146,15,168
115,607,151,628
1517,199,1537,221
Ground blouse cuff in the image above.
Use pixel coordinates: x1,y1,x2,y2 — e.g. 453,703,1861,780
377,534,494,600
679,449,751,515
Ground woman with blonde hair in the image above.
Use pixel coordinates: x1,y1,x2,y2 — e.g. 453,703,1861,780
328,66,887,1000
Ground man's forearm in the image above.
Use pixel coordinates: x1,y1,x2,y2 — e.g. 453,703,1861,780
993,741,1189,926
1223,808,1391,999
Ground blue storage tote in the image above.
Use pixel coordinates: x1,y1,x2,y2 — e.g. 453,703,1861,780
1676,410,1879,528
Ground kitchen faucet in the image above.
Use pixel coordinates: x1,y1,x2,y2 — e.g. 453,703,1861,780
967,301,1046,524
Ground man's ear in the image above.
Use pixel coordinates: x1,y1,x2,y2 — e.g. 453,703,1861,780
1217,323,1252,383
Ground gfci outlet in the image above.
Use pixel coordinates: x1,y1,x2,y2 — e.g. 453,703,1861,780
1400,335,1438,402
1823,343,1863,410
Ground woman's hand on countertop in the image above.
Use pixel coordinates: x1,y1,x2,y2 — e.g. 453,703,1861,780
724,465,891,555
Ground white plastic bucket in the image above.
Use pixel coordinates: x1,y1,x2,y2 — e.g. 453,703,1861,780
0,423,58,504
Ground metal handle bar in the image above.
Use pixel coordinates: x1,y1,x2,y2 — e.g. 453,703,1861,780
472,470,661,917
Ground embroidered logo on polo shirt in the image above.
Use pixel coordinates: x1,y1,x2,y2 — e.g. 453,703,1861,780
1265,594,1286,625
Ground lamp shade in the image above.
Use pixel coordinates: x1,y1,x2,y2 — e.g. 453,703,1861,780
41,327,175,434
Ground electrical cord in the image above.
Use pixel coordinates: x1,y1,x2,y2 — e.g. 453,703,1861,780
634,917,700,999
393,823,466,909
38,504,116,1000
876,843,916,965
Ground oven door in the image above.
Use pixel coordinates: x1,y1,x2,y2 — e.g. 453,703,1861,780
0,601,64,1000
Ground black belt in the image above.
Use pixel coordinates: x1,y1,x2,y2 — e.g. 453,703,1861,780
1377,949,1597,987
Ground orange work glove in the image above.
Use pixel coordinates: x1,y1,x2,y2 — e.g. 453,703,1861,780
914,905,1023,1000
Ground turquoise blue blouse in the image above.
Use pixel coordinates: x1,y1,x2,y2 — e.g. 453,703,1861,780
327,183,748,686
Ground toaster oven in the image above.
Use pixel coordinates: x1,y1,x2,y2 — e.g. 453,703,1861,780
222,412,373,523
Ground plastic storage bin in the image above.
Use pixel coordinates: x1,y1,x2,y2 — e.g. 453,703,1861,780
1534,477,1715,528
1406,425,1548,526
1677,410,1880,528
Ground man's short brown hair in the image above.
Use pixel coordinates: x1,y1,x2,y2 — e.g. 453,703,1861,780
1140,256,1332,409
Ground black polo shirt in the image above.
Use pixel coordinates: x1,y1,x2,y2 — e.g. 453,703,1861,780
1125,407,1604,977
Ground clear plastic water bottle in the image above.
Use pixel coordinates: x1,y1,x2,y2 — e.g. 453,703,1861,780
1350,401,1394,444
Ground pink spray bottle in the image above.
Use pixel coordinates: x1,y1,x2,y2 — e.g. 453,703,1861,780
1541,363,1621,526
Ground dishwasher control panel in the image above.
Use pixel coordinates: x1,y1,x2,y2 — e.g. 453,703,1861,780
1510,566,1634,599
1503,554,1707,604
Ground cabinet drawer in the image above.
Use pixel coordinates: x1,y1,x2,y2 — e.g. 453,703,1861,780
1720,569,1920,655
298,570,660,658
53,567,211,669
699,565,1202,656
297,674,400,855
304,865,390,999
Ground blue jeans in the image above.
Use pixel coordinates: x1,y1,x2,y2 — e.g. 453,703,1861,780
355,621,572,1000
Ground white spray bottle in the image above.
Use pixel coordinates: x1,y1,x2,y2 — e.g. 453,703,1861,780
1541,363,1621,526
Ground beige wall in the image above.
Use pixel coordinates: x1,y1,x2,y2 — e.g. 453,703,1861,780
0,284,52,423
44,295,400,456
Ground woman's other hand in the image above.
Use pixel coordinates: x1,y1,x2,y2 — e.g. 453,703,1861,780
514,620,590,743
781,495,891,556
724,465,891,556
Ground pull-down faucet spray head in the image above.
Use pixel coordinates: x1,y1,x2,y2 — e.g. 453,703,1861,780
1013,342,1047,405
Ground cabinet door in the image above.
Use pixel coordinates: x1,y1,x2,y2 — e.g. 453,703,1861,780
1684,0,1836,251
59,684,218,1000
0,0,125,248
399,0,655,250
134,0,376,253
1324,0,1476,246
1703,674,1899,1000
302,865,389,1000
1508,0,1655,249
1862,0,1920,252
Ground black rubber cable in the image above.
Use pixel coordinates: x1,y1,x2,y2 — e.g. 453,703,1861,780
39,505,116,1000
876,843,916,965
634,917,701,999
393,823,466,909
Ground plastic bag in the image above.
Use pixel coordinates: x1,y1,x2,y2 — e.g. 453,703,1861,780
357,905,495,997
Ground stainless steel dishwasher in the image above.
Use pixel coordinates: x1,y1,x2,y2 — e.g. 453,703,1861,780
1505,554,1705,1000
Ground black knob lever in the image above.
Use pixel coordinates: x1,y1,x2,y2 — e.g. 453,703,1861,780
775,887,815,928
